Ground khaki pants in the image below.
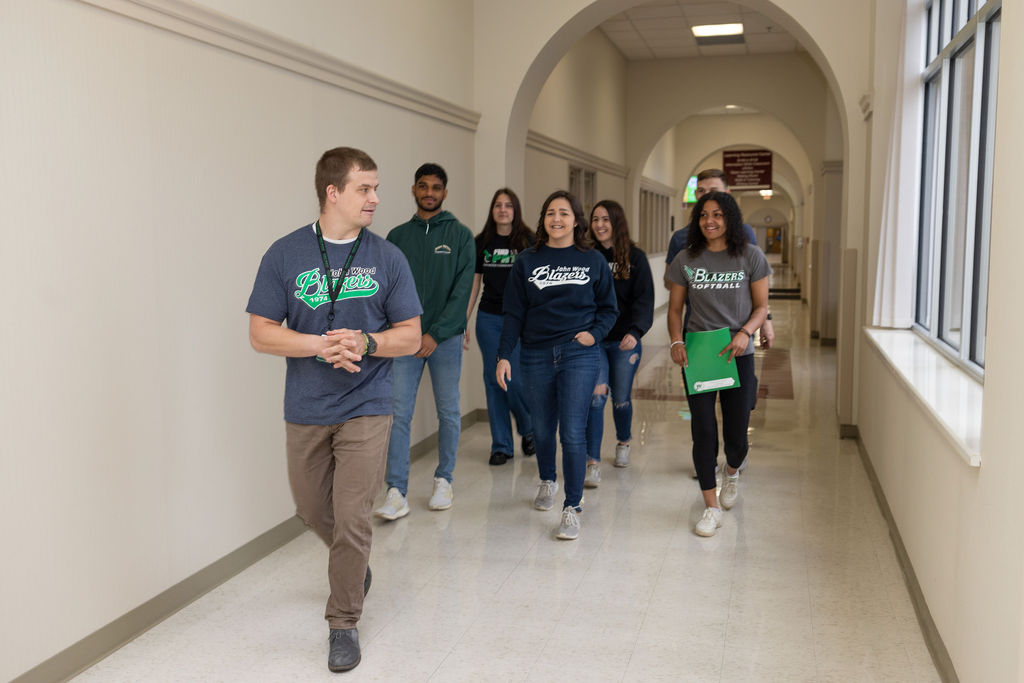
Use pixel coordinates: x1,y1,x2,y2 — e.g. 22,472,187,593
286,414,392,629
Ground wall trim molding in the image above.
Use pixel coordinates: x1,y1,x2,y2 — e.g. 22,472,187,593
854,438,960,683
526,130,629,178
640,176,677,197
12,516,308,683
78,0,481,131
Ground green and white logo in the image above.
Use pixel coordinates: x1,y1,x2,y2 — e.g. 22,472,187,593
293,267,379,310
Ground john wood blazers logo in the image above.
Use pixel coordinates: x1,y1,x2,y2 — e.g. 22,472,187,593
528,264,591,290
294,266,379,310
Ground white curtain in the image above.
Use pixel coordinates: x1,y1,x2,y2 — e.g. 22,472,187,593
872,1,921,328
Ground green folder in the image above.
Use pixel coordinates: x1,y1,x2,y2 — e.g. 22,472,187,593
683,328,741,395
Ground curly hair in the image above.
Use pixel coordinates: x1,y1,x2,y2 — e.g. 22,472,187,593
686,190,747,257
590,199,635,280
534,190,592,251
476,188,535,260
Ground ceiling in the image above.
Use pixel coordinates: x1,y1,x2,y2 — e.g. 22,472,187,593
598,0,802,60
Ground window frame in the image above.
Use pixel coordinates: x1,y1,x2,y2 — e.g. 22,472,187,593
914,0,1000,378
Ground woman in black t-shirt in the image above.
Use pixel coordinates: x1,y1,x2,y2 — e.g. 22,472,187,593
464,188,535,466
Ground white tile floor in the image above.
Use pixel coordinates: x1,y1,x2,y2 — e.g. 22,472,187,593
73,297,941,682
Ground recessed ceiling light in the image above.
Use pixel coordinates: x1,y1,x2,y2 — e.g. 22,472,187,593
725,105,739,110
692,23,744,38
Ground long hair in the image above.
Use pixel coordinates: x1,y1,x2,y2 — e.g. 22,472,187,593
591,199,634,280
686,191,747,257
476,188,535,260
534,190,592,250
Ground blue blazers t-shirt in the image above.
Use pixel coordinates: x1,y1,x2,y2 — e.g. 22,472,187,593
246,224,422,425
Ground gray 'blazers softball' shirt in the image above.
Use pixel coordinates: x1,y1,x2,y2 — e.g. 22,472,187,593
665,243,772,356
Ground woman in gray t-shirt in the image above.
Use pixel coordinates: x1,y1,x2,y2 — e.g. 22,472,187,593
665,191,771,538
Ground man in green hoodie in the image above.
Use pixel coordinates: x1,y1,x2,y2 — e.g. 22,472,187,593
375,163,475,520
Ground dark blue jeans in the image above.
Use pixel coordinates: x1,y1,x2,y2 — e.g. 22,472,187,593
476,310,533,455
586,340,642,462
520,340,600,510
684,353,756,491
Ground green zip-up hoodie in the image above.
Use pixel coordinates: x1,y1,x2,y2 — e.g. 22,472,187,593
386,210,475,344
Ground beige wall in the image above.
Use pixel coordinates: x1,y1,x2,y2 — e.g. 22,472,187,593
530,29,627,165
855,1,1023,681
192,0,476,109
0,1,477,679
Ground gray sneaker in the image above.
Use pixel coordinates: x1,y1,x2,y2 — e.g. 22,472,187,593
374,487,409,521
533,480,558,511
428,477,453,510
555,506,580,540
613,443,631,468
720,474,739,509
584,462,601,488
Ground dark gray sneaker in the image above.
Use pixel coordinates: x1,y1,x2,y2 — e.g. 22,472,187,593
328,628,360,672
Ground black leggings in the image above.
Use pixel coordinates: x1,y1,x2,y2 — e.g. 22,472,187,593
684,354,756,491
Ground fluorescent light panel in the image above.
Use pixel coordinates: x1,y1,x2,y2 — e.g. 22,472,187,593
692,23,744,37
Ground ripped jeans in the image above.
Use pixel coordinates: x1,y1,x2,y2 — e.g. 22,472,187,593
585,339,642,463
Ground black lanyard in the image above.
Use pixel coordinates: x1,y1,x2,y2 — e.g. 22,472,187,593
314,221,363,329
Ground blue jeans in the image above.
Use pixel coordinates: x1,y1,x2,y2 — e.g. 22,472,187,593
386,335,463,495
476,310,533,455
520,340,600,510
586,340,642,462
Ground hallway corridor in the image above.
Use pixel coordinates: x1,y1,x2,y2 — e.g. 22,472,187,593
73,298,941,682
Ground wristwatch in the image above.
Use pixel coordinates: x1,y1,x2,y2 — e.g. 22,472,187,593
766,313,773,321
363,333,378,356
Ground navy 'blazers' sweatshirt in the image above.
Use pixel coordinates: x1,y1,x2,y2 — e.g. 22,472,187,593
497,244,618,359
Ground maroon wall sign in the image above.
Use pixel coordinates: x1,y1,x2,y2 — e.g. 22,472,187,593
723,150,772,190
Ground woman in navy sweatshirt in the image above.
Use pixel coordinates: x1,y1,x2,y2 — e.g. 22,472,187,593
584,200,655,487
497,190,618,541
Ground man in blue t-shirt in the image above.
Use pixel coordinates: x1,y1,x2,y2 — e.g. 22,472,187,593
664,168,774,347
246,147,422,674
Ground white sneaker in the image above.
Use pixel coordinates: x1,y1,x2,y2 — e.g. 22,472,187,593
374,487,409,521
720,474,739,510
738,457,749,472
555,506,580,540
533,480,558,511
613,443,631,468
428,477,453,510
695,507,723,537
584,462,601,488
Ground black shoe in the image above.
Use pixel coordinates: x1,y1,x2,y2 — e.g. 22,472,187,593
488,452,511,466
328,628,360,672
363,566,371,597
521,434,536,458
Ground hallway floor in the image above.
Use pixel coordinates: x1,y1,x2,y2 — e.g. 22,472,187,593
73,297,941,682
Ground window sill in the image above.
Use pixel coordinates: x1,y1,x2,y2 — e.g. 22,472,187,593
863,327,982,467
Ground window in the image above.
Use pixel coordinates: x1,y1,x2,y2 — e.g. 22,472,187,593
637,187,670,255
915,1,999,373
568,166,596,218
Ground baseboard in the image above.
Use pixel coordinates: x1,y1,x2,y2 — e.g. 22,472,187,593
853,439,959,683
19,408,491,683
409,408,488,461
12,516,307,683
